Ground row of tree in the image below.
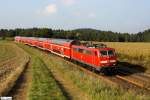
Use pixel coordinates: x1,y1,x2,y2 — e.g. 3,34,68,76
0,28,150,42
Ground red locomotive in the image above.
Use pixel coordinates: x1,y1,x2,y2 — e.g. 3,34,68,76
15,36,117,71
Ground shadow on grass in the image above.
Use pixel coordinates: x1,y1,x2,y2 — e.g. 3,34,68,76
104,61,147,76
54,79,73,100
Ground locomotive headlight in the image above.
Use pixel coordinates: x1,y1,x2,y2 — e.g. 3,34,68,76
100,61,108,64
110,60,116,63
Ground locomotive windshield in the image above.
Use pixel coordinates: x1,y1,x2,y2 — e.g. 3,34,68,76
100,50,114,56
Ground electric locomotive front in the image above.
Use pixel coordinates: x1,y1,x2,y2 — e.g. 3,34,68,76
71,42,117,72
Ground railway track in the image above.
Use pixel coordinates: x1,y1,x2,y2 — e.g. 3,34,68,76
116,68,150,91
60,57,150,94
120,66,150,81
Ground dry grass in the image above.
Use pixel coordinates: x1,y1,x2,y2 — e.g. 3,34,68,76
0,42,17,63
104,42,150,59
99,42,150,73
0,41,29,96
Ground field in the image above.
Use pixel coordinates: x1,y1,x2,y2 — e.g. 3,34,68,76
0,41,150,100
103,42,150,73
0,41,29,95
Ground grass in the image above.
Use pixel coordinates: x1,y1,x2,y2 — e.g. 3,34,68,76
0,41,29,96
29,57,66,100
101,42,150,73
17,43,150,100
0,41,17,62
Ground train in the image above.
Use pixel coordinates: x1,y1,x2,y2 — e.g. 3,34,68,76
15,36,117,72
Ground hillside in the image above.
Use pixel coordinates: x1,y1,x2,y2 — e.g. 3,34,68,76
0,28,150,42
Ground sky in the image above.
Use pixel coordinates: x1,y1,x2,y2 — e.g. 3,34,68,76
0,0,150,33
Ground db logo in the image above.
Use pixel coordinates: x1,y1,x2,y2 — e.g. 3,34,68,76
0,97,12,100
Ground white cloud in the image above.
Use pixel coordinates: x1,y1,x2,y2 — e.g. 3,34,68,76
88,13,96,18
62,0,75,6
73,12,96,19
44,4,57,15
38,4,57,16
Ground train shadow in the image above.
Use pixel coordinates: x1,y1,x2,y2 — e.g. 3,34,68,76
104,61,147,76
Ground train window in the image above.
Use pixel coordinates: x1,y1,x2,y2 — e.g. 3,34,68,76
82,50,87,54
83,50,92,55
78,49,83,53
100,50,107,56
100,50,114,56
108,50,114,56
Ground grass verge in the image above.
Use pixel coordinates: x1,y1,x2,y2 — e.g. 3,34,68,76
28,56,66,100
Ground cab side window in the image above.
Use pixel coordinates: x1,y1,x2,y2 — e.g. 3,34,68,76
78,49,83,53
83,50,92,55
86,50,92,55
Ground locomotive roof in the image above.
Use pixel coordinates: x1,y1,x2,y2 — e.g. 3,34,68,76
80,42,107,49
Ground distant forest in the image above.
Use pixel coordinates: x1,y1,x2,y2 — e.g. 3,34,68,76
0,28,150,42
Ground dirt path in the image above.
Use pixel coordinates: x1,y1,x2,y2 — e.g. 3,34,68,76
49,66,90,100
7,60,31,100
